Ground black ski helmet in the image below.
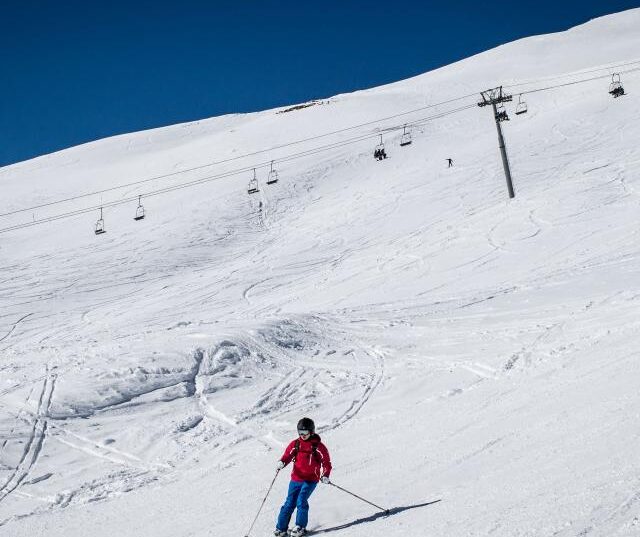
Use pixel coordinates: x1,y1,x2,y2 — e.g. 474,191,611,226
297,417,315,433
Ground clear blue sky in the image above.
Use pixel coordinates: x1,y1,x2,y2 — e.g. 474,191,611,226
1,0,637,166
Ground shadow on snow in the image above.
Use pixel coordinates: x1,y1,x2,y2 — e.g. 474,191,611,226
311,499,442,534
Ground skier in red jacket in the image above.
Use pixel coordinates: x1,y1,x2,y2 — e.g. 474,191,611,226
274,418,332,537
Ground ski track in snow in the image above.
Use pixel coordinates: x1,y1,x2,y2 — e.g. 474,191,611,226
319,345,385,432
0,370,56,505
0,313,33,344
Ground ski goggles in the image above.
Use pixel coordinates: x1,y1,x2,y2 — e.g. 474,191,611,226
298,430,311,436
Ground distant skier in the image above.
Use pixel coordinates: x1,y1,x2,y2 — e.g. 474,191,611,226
447,158,453,168
274,418,332,537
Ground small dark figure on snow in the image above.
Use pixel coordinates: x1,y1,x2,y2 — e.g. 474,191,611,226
274,418,332,537
447,158,453,168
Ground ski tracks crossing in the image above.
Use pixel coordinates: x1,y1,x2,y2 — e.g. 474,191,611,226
0,369,56,505
193,319,386,450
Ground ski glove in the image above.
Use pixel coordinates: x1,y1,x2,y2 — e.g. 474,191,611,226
276,460,286,471
320,476,330,484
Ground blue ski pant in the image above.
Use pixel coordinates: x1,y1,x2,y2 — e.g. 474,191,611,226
276,479,318,531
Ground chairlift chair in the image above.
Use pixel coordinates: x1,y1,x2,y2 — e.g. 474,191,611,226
373,134,387,160
266,161,279,185
400,125,412,147
515,94,528,115
609,73,625,98
248,169,260,194
134,195,145,221
94,207,106,235
495,103,509,122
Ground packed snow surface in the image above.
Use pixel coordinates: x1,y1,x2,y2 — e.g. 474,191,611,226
1,9,640,537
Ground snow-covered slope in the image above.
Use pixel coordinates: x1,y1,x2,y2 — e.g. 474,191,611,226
1,9,640,537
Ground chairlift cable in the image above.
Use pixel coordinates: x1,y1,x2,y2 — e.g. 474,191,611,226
3,57,640,221
3,61,639,219
0,95,481,218
504,57,640,90
0,105,479,235
1,63,639,232
514,65,640,96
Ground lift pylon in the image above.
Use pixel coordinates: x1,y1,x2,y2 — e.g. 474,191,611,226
478,86,515,199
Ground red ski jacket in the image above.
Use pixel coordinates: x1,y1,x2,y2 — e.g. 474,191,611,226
280,434,332,483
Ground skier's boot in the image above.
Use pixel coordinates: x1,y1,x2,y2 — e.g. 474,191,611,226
290,527,307,537
274,530,287,537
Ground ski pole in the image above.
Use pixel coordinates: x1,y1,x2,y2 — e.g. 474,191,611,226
329,481,389,514
244,469,280,537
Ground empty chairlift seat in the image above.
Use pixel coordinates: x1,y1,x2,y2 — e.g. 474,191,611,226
515,94,528,115
266,161,279,185
400,125,412,146
134,195,145,221
248,169,260,194
94,207,106,235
